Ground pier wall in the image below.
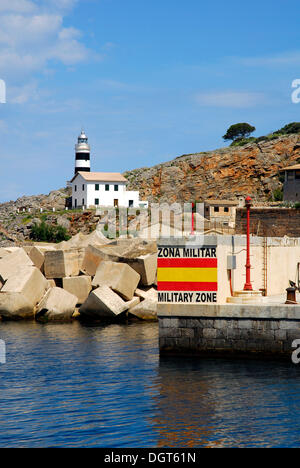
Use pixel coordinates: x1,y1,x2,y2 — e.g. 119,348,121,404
158,304,300,358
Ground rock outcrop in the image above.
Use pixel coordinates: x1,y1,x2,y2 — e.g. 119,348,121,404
124,134,300,203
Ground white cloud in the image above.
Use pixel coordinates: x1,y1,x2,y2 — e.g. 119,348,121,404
0,0,36,13
238,51,300,67
8,81,40,104
0,1,94,85
195,91,266,108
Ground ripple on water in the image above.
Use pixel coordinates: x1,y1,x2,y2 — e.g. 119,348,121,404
0,321,300,447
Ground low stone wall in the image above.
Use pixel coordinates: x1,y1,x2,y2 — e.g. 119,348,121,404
158,304,300,359
235,207,300,237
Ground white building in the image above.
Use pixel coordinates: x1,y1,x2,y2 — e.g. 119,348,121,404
70,171,146,209
69,131,148,209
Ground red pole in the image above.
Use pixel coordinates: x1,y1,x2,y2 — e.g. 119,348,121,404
191,203,195,235
244,196,253,291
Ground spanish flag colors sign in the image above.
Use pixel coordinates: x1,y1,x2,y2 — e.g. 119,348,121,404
157,245,218,304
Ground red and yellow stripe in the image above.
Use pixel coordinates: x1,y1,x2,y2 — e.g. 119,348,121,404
157,257,217,292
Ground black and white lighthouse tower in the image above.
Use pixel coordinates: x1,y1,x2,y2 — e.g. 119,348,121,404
75,130,91,174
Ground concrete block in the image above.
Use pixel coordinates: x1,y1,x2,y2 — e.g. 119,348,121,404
63,276,92,305
0,294,34,320
81,245,120,276
125,296,140,310
28,246,45,271
92,261,140,301
79,285,128,320
126,253,157,286
44,250,79,278
0,248,33,282
0,266,48,319
135,287,157,301
129,298,157,321
36,287,77,322
0,248,11,259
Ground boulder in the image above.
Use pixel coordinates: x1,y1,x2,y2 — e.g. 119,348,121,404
62,276,92,305
125,253,157,286
129,298,157,321
79,285,128,320
0,248,33,283
81,245,120,276
44,249,79,278
0,266,48,320
36,287,78,322
92,261,140,301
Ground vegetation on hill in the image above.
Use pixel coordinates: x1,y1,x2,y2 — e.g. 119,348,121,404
228,122,300,147
223,123,256,142
30,221,71,243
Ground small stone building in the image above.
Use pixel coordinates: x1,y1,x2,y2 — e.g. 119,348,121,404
204,199,240,228
281,164,300,202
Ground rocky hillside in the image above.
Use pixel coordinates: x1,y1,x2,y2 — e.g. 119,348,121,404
0,189,70,245
124,134,300,203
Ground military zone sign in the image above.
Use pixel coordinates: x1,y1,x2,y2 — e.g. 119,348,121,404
157,244,218,304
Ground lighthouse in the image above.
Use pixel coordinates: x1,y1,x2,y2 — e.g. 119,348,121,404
75,130,90,174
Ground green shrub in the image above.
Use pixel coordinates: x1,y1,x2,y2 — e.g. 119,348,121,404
255,136,267,143
272,188,283,202
294,202,300,209
276,122,300,135
30,221,71,243
230,137,256,147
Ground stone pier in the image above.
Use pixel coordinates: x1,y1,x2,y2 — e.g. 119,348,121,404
158,303,300,358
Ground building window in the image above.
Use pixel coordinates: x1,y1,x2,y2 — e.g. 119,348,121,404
82,184,85,191
105,184,110,191
288,171,295,180
95,198,99,205
296,171,300,180
82,199,84,206
214,206,219,212
95,184,99,191
129,200,134,207
224,207,229,213
114,185,119,192
75,199,77,207
74,185,77,192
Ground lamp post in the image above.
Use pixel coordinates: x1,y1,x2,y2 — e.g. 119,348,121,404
244,196,253,291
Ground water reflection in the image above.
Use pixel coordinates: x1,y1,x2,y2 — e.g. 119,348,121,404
155,357,300,447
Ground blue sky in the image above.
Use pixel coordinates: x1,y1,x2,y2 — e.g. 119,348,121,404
0,0,300,201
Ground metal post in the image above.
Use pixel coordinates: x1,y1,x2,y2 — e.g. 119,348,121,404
244,196,253,291
190,203,195,235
